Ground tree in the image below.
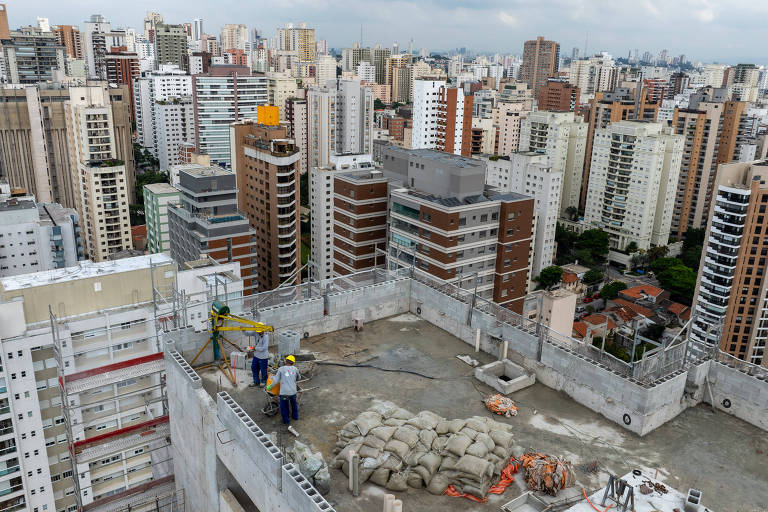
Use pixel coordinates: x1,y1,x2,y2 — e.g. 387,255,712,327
576,229,610,263
680,245,703,271
630,251,648,270
582,269,604,285
647,245,669,263
641,323,666,341
650,257,684,275
536,265,563,290
625,241,639,254
599,281,627,300
555,223,578,264
374,98,386,110
683,228,706,250
564,206,579,221
656,264,697,304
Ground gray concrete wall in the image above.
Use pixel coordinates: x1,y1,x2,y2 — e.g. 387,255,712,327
707,361,768,431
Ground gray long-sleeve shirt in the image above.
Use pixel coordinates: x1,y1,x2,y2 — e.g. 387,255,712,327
271,365,300,396
248,332,270,359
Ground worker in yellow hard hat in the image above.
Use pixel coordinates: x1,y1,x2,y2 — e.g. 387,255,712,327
266,355,300,425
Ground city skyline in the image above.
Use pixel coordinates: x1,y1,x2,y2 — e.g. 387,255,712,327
6,0,767,64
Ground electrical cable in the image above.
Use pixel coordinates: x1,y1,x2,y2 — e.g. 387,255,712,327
315,360,438,379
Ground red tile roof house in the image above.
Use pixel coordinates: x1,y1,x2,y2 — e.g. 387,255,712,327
666,302,691,323
572,313,617,341
618,284,669,304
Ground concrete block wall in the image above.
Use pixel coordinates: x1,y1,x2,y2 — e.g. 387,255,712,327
281,463,335,512
216,392,284,489
165,350,220,512
707,361,768,431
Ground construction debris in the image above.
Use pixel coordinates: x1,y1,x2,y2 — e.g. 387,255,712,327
285,440,331,495
642,479,668,494
519,453,576,496
456,354,480,367
484,394,519,417
331,401,521,499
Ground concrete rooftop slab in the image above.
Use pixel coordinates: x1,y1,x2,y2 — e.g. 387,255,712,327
198,314,767,512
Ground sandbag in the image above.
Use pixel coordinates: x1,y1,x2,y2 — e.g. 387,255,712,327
447,419,466,434
460,427,479,440
431,436,447,452
492,445,509,459
363,435,386,450
389,407,413,420
380,454,403,471
419,429,437,448
435,420,452,434
334,442,362,466
359,467,374,483
386,471,408,491
455,454,493,483
407,471,424,489
383,418,406,427
475,432,495,451
486,418,513,432
426,472,451,495
460,480,490,499
370,426,396,442
511,444,525,459
445,433,473,457
353,411,383,436
361,451,390,470
393,425,420,448
413,464,433,486
404,450,426,467
370,468,390,486
466,417,489,433
466,441,489,458
417,410,442,429
489,430,514,450
384,439,410,460
357,444,381,459
439,455,460,472
419,452,441,475
314,467,331,495
370,401,397,418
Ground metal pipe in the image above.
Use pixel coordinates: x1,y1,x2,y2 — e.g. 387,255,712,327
352,454,360,497
392,499,403,512
502,340,508,360
383,494,395,512
475,328,481,353
348,450,356,491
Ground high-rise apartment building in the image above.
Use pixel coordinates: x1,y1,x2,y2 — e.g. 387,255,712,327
0,254,176,512
309,154,375,279
519,110,587,215
494,100,532,157
724,63,759,102
1,28,65,84
0,197,83,277
286,95,308,174
435,86,474,157
105,49,140,116
537,79,580,114
82,14,111,78
584,121,683,252
144,182,181,254
383,146,534,313
690,160,768,366
520,36,560,97
411,79,445,150
154,24,187,70
579,88,660,213
134,64,193,155
192,66,267,168
266,72,300,121
307,79,374,170
0,3,8,40
568,54,618,99
671,91,748,236
52,25,82,59
193,18,204,42
341,44,391,84
276,22,315,62
156,96,195,171
485,153,561,285
333,169,389,276
221,24,248,51
65,86,133,261
0,83,135,208
168,166,258,292
231,122,301,291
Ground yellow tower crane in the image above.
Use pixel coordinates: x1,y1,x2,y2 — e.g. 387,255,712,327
189,300,274,384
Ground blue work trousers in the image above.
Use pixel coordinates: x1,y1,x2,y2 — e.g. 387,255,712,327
252,357,268,385
279,394,299,424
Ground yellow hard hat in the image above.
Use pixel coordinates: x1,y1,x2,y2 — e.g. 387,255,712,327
286,355,296,363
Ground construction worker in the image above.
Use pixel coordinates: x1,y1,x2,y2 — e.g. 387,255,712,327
248,331,270,387
266,355,300,425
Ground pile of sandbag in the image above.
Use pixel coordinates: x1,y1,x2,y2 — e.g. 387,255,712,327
519,452,575,496
330,401,523,498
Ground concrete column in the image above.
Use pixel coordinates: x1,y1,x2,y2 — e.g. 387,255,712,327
25,86,53,203
383,494,395,512
502,340,509,360
475,328,481,352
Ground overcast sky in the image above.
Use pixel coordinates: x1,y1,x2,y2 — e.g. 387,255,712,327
6,0,766,64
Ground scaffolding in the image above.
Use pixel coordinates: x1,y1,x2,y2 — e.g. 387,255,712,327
50,296,178,512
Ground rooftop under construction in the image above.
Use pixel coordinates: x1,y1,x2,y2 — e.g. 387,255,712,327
161,267,768,512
